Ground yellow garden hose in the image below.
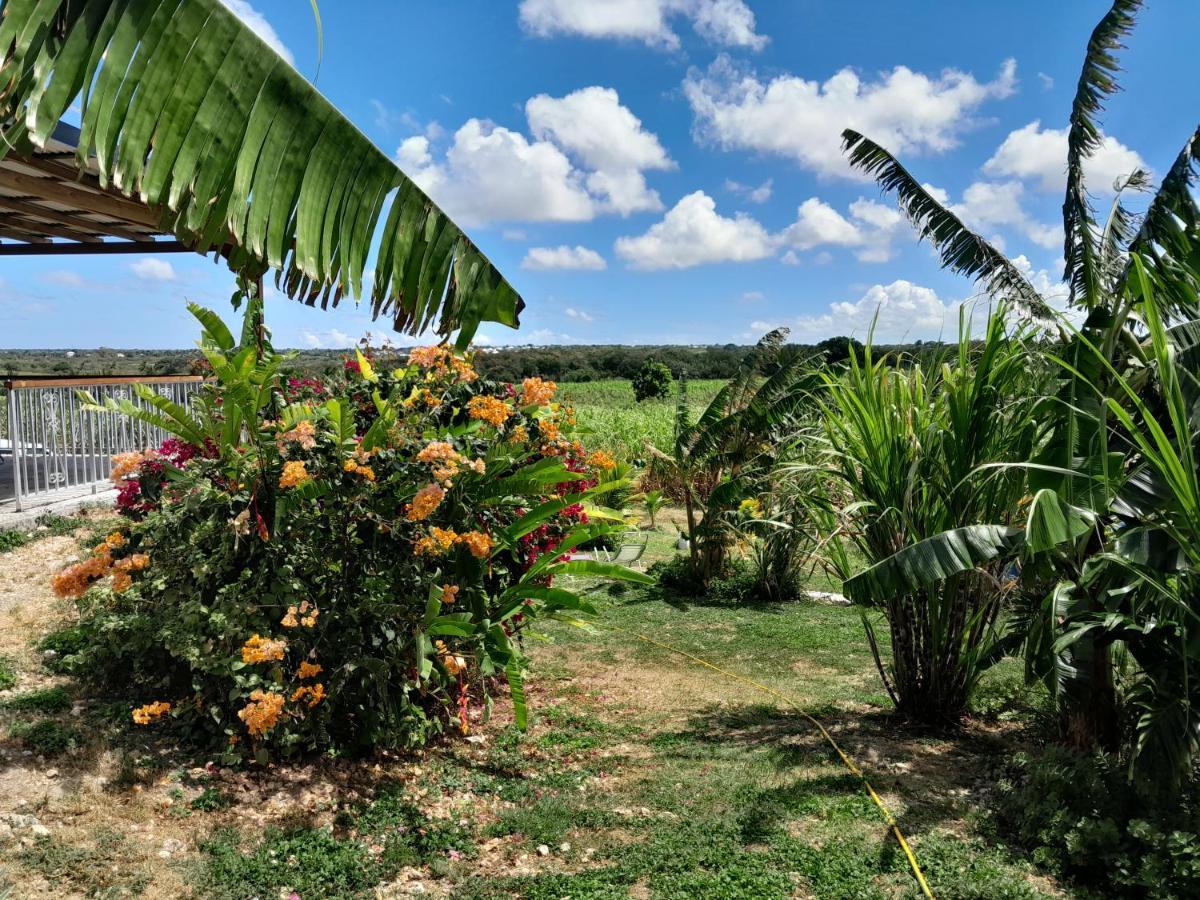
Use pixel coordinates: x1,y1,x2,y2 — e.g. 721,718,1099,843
619,628,936,899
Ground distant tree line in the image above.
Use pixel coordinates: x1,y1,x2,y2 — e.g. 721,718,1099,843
0,338,969,383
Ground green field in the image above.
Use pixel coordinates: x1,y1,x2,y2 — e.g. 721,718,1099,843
561,379,723,462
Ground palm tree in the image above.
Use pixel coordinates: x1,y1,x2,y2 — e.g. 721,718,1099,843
0,0,522,345
836,0,1200,758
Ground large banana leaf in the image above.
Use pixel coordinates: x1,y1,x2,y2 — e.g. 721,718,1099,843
842,525,1023,604
0,0,523,344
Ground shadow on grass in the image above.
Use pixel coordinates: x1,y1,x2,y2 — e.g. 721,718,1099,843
601,578,801,614
661,701,1019,840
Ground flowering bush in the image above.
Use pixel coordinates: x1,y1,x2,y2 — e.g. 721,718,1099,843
60,299,646,761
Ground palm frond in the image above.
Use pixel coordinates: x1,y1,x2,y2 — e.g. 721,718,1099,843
0,0,523,343
1120,125,1200,314
1062,0,1143,306
841,129,1050,318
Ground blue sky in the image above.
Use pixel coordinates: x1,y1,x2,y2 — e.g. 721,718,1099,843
2,0,1198,349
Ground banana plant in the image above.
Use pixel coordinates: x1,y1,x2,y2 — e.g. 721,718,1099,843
835,0,1200,757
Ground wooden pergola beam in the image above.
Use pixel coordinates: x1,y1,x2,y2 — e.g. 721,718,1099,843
0,195,150,242
0,238,198,256
0,166,161,228
0,224,50,243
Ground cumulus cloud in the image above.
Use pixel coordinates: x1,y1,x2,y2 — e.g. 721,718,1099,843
616,192,911,270
564,307,596,322
220,0,293,65
614,191,774,269
518,0,767,51
952,180,1062,249
983,121,1148,193
399,87,670,226
685,55,1017,179
522,245,608,271
754,280,969,343
130,259,176,281
527,86,674,214
400,121,594,227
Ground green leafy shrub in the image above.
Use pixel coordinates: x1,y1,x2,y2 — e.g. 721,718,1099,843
632,359,673,402
0,686,71,713
0,655,16,691
994,748,1200,897
0,529,28,553
54,300,648,761
10,720,81,755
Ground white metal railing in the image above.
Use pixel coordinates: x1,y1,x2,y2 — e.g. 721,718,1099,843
3,376,205,511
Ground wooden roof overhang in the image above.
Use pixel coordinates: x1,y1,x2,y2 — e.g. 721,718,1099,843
0,120,208,257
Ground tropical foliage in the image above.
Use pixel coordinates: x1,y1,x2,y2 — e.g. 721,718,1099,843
0,0,521,344
833,0,1200,773
50,300,648,760
648,329,810,586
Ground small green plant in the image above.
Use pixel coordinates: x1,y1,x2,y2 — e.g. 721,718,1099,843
0,529,28,553
9,720,81,755
0,686,71,713
36,627,87,674
0,656,16,691
640,489,665,528
190,786,234,811
15,830,150,897
632,359,673,402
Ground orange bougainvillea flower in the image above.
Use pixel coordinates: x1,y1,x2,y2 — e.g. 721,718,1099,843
131,701,171,725
415,526,459,556
51,550,113,599
467,395,513,428
458,530,493,560
277,419,317,455
290,683,326,708
435,641,467,676
587,449,617,471
440,583,459,605
279,460,310,489
238,689,285,738
521,377,557,407
110,450,155,483
297,661,323,680
102,532,127,550
508,425,529,444
241,634,287,664
405,483,445,522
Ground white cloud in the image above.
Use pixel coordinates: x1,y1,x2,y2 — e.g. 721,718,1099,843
529,328,576,344
764,279,968,342
502,229,528,241
983,121,1148,193
953,180,1062,249
725,177,773,203
527,87,673,215
564,307,596,322
220,0,293,65
401,88,670,225
518,0,766,51
522,245,608,271
402,120,594,227
741,290,764,301
1037,72,1054,91
685,55,1017,179
779,196,906,262
130,259,176,281
614,190,774,269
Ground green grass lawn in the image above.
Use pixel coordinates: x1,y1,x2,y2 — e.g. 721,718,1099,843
0,513,1061,899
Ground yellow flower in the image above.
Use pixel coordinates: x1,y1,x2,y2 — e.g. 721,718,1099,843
279,460,310,489
102,532,127,550
587,450,617,471
132,701,171,725
467,395,514,428
405,483,445,522
435,640,467,676
241,634,287,664
290,683,326,708
521,376,557,406
238,690,285,738
297,661,323,679
458,530,493,559
416,526,459,556
738,498,764,518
